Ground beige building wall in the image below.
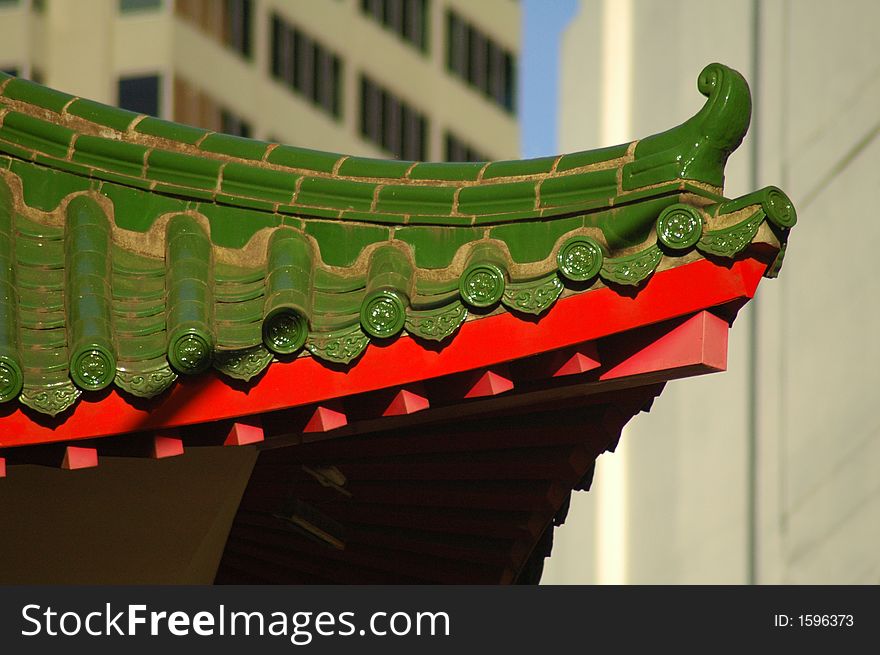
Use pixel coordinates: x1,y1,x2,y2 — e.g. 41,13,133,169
546,0,880,585
0,0,519,159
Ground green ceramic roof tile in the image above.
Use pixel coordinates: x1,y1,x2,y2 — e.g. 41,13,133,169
0,62,795,413
338,209,402,225
408,161,485,181
407,213,473,226
214,192,277,212
556,143,629,173
337,157,414,179
305,221,389,267
66,98,142,132
482,156,558,180
134,117,211,145
154,182,216,201
219,161,300,204
313,268,366,293
277,204,340,220
395,226,483,269
267,145,342,173
215,296,263,323
73,135,147,177
539,168,618,209
312,288,363,316
0,112,74,159
490,215,584,265
101,182,186,232
376,184,456,216
458,180,537,216
296,176,376,212
32,154,93,177
146,149,222,190
200,133,271,161
197,202,281,249
471,209,546,226
3,77,75,113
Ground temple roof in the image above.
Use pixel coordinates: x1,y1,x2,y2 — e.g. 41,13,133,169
0,63,795,421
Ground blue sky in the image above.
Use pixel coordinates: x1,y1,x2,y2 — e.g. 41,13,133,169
520,0,579,158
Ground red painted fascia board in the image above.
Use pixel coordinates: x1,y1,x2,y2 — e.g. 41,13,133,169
0,256,767,448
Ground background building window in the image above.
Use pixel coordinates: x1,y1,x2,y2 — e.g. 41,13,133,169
360,75,427,160
119,0,162,12
270,14,342,119
444,131,489,163
360,0,428,52
220,109,252,138
446,9,516,113
224,0,251,58
118,74,161,117
175,0,251,59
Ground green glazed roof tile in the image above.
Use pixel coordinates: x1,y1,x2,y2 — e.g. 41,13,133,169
267,145,343,173
482,156,558,180
296,176,376,212
337,156,414,179
200,133,271,161
395,226,483,269
0,62,795,414
408,161,485,181
0,112,74,159
66,98,142,132
376,184,456,216
73,135,147,177
146,149,222,190
220,161,299,204
135,117,211,145
556,143,629,172
100,182,186,232
458,180,537,216
3,78,75,113
338,209,402,225
197,201,281,249
11,159,90,211
539,168,618,208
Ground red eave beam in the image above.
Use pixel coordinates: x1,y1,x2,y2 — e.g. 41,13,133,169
0,256,767,448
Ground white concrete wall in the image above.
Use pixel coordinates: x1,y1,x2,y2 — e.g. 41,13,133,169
547,0,880,585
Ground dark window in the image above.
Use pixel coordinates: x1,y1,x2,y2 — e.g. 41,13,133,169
361,0,428,52
118,74,161,117
360,75,427,160
220,109,252,138
445,9,516,113
269,14,342,119
444,132,488,163
119,0,162,12
1,68,18,77
224,0,252,58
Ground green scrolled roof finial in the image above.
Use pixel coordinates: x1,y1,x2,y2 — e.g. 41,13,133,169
0,355,23,403
624,62,751,190
263,307,308,355
167,329,213,374
360,289,407,339
557,236,605,282
0,63,796,415
656,204,704,251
